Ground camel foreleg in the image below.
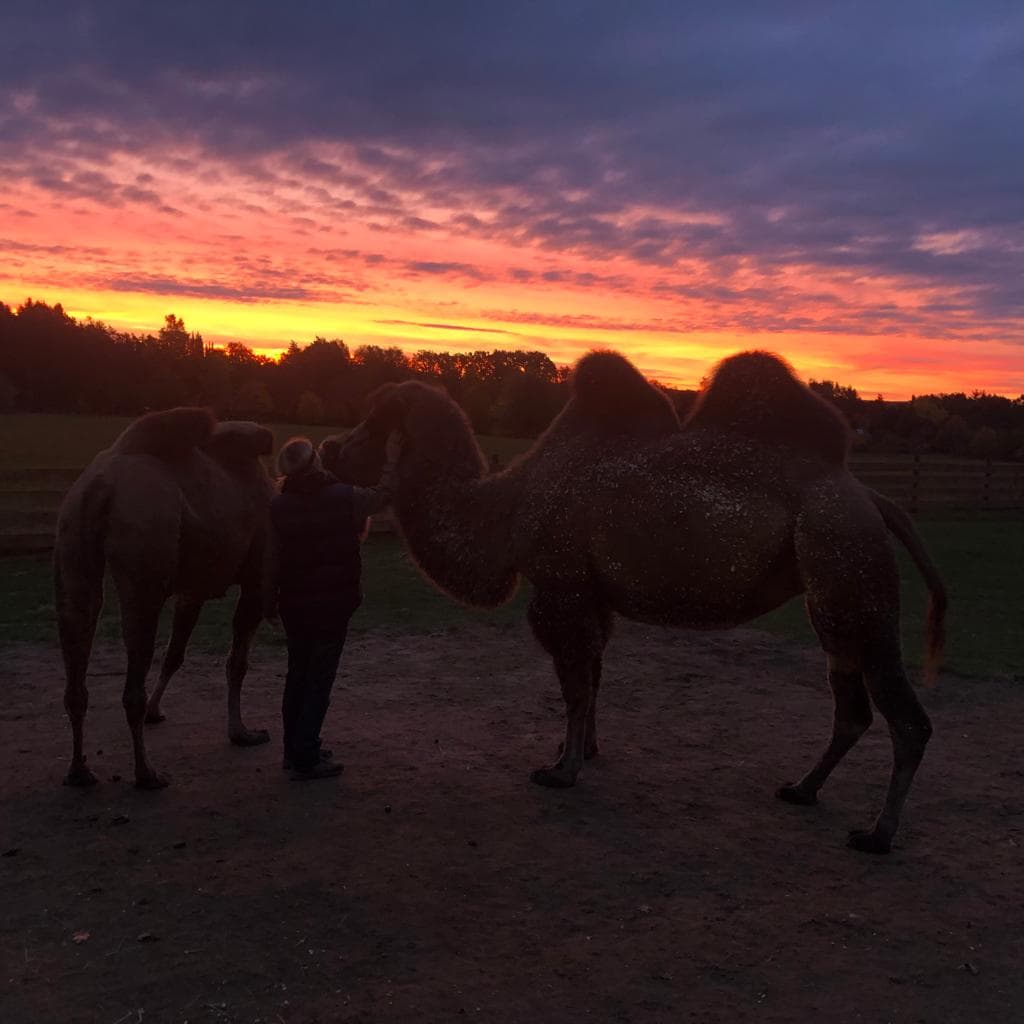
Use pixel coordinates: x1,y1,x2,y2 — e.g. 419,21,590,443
226,584,269,746
528,590,608,788
145,595,203,724
583,609,613,757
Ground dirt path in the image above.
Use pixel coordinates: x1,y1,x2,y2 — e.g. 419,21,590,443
3,622,1022,1023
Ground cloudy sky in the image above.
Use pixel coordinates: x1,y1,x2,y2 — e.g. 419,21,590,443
3,1,1023,396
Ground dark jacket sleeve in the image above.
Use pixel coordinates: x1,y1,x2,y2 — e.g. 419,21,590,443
349,457,399,524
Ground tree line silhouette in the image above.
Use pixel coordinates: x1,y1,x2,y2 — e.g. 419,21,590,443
2,299,1022,458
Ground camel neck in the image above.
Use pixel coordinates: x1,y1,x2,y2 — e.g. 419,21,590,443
393,444,520,609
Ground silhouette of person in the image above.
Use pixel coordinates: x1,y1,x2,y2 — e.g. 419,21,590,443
263,433,399,779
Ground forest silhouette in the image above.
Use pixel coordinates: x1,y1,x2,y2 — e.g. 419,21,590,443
1,299,1021,458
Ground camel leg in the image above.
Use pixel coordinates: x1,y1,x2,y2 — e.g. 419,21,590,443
556,653,607,762
145,595,203,725
56,557,103,787
528,589,606,788
227,584,269,746
847,659,932,854
793,498,930,852
777,654,872,806
582,610,612,759
115,580,169,789
562,623,611,759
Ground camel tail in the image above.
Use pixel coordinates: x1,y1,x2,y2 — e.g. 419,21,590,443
869,489,947,687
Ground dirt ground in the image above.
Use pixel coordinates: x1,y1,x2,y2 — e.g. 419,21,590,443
3,620,1023,1024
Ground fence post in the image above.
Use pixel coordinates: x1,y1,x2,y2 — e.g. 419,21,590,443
910,454,920,514
983,459,991,508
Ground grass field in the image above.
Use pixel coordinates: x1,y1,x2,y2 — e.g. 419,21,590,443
2,413,1021,680
3,513,1021,680
0,412,531,470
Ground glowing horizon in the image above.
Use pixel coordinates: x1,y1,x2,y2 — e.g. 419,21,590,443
3,7,1023,401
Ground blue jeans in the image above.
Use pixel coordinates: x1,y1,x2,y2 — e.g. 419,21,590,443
282,626,348,772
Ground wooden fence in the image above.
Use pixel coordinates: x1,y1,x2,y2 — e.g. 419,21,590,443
849,456,1024,513
1,455,1021,555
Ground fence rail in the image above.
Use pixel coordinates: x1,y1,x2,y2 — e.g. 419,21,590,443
2,454,1021,554
849,455,1024,512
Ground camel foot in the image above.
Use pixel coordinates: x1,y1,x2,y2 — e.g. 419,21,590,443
134,769,170,790
230,727,270,747
776,783,817,806
530,765,578,788
64,762,99,787
847,828,892,855
144,709,166,725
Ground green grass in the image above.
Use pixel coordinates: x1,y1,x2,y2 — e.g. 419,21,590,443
3,515,1021,680
1,415,1018,680
0,413,531,472
2,535,529,652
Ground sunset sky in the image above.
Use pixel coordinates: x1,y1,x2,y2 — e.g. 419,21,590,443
2,3,1023,398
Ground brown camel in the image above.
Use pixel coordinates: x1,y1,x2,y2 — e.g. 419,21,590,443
55,408,275,788
327,350,947,853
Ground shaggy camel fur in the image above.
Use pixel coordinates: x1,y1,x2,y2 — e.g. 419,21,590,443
55,408,274,788
328,350,946,853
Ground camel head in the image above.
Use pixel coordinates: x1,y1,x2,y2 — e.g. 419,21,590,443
320,383,408,485
324,379,486,485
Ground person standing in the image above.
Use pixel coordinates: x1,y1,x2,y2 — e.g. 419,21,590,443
264,433,399,780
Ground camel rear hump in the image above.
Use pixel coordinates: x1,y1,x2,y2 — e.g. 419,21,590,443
115,407,216,460
685,350,850,465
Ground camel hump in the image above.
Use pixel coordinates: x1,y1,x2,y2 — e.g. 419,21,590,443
571,350,679,433
205,421,274,459
115,407,216,459
685,350,850,464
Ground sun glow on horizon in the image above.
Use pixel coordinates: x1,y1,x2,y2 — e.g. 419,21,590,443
4,140,1023,402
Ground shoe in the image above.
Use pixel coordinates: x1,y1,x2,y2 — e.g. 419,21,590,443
282,748,334,771
290,759,345,781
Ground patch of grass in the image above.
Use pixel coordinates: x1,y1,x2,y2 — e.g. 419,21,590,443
1,536,529,653
0,413,532,473
3,515,1019,681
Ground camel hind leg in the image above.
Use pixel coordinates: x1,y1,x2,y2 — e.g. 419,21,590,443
56,552,104,787
793,494,932,852
114,572,170,789
848,657,931,854
777,652,872,806
145,594,203,725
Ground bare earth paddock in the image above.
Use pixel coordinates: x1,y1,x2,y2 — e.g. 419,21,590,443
3,621,1023,1023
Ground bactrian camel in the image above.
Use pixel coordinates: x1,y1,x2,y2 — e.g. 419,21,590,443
55,408,274,788
327,350,947,853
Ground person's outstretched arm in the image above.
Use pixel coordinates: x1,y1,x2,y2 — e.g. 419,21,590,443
350,433,402,525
